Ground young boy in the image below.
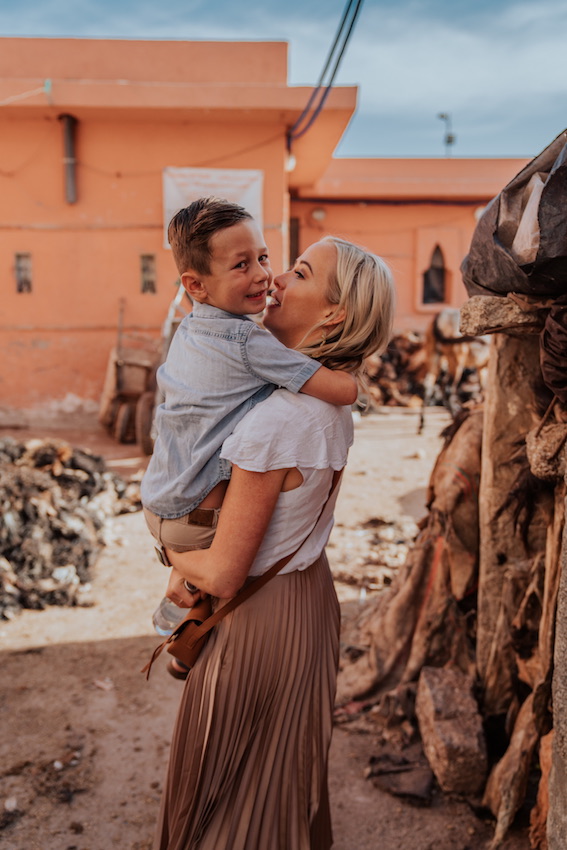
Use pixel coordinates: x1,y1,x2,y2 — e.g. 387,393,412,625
141,197,357,567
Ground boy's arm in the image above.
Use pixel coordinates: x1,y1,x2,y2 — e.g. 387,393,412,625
247,326,357,402
300,366,358,406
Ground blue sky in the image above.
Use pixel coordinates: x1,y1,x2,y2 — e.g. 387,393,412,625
1,0,565,158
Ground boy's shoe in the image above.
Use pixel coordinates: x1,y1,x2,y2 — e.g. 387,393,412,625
166,658,190,680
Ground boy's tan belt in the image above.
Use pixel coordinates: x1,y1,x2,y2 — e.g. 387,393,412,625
151,506,217,571
180,507,217,527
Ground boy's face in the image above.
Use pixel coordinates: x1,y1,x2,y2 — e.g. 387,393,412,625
183,220,272,315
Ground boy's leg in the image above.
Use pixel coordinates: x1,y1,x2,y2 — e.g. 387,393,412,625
143,507,219,565
143,507,220,680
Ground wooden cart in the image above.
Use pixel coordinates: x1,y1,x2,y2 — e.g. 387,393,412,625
99,289,192,454
98,299,161,449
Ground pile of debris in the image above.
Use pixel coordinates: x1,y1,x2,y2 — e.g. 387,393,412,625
0,437,141,619
363,332,426,409
362,329,486,416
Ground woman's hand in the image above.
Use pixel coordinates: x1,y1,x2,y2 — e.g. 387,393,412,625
165,567,203,608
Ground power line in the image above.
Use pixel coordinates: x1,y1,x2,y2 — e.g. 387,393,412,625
288,0,358,137
287,0,365,150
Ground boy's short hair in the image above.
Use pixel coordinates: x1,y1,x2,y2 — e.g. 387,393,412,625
168,197,253,277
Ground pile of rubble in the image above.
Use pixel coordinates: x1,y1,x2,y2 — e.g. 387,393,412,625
0,437,141,619
362,329,486,415
363,333,426,409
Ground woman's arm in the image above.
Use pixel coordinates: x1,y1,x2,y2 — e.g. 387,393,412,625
165,464,291,601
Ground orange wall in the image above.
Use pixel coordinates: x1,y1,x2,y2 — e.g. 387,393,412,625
0,36,529,416
292,157,528,332
3,116,287,328
291,198,479,331
1,37,359,415
0,37,289,85
1,115,289,413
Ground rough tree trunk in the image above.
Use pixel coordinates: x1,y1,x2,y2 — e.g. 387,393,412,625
335,409,483,707
548,473,567,849
477,332,549,717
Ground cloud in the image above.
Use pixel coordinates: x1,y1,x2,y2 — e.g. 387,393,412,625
330,0,567,154
334,0,567,106
1,0,564,157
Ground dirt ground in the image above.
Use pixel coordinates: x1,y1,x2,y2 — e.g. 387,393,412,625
0,407,531,850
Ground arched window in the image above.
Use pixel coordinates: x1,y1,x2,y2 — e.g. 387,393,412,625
422,245,446,304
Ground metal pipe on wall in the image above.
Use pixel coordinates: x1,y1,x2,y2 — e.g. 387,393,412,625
58,114,78,204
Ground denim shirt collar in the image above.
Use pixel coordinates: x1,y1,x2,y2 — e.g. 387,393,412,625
191,301,253,322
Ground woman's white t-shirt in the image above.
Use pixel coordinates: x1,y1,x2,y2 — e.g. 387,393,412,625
220,389,353,576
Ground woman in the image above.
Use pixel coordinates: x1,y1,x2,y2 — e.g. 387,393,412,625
155,236,395,850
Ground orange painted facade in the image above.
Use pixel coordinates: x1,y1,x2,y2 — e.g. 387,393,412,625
0,37,527,415
290,157,527,330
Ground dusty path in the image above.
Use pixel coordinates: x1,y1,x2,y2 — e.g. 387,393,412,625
0,408,529,849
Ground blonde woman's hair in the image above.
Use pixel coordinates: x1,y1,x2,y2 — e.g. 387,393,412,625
297,236,395,375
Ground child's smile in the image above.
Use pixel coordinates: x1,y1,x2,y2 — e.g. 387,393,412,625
246,288,269,305
183,219,273,315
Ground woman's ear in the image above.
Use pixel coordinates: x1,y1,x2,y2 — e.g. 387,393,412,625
322,307,346,328
181,271,207,302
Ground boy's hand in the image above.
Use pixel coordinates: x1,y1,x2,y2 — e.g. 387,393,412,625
166,567,202,608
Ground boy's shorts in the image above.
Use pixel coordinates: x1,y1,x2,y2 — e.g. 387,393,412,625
143,506,220,554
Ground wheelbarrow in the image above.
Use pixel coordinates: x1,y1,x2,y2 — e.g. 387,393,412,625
135,284,194,454
103,284,192,455
98,298,161,447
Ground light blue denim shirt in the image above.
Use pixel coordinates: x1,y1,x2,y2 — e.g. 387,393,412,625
140,302,321,518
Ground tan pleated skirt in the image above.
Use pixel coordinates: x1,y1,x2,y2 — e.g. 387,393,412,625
154,551,340,850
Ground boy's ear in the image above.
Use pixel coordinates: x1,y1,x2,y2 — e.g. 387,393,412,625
181,271,208,302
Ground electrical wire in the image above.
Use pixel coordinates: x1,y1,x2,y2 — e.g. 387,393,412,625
287,0,365,149
288,0,358,137
291,3,362,141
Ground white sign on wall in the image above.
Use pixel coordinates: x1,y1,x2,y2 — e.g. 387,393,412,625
162,167,264,248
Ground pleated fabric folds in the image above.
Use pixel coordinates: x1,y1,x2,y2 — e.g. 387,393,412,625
154,552,340,850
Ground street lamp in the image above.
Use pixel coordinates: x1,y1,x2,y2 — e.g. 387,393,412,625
437,112,456,157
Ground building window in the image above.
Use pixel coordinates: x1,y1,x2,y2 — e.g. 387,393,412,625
140,254,156,293
15,253,32,293
422,245,446,304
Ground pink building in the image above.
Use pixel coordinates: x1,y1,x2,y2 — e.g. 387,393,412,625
0,37,526,417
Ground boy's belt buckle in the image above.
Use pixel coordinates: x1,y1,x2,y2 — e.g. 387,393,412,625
155,544,172,567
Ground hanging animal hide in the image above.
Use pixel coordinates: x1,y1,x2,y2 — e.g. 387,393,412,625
461,130,567,299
